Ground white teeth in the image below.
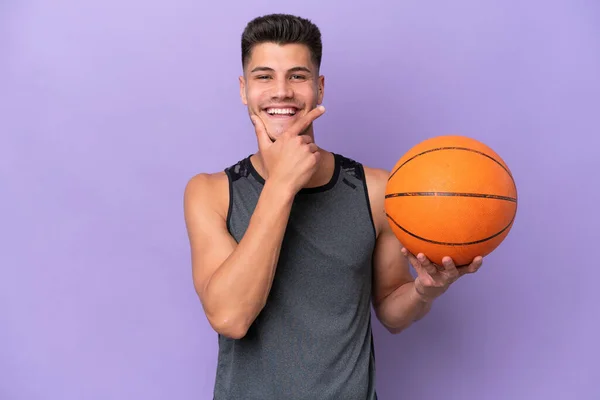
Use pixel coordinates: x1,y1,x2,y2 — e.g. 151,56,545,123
267,108,296,115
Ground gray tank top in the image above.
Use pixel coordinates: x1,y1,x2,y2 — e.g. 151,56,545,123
213,153,378,400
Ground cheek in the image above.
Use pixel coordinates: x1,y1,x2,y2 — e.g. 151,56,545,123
247,88,269,106
300,87,320,105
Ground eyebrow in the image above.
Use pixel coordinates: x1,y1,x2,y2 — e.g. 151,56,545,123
250,66,312,74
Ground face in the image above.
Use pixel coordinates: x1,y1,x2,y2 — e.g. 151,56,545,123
239,42,324,141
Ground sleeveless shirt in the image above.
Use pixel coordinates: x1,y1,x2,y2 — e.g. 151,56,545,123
213,152,378,400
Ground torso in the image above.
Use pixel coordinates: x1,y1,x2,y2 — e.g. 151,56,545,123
204,151,388,400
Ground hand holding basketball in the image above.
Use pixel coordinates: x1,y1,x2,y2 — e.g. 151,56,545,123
401,247,483,303
250,106,325,195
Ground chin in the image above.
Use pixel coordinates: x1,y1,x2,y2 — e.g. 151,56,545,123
264,120,294,139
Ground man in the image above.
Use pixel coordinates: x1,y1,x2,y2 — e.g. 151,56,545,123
183,13,483,400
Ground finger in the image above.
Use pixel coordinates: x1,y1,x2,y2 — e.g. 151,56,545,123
400,247,416,265
441,256,460,280
401,248,429,276
250,115,272,150
417,253,438,276
288,105,325,137
459,256,483,276
307,143,319,153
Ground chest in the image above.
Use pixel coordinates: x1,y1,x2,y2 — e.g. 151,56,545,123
228,182,376,282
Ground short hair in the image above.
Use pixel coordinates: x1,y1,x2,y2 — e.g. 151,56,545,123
241,13,323,70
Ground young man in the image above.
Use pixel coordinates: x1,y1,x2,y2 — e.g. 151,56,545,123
183,13,483,400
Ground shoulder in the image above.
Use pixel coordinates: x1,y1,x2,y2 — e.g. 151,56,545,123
333,151,390,237
184,156,251,220
183,170,230,223
362,165,390,196
334,153,386,183
331,153,389,227
185,170,229,196
362,165,391,238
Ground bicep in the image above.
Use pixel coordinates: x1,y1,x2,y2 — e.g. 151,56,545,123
371,224,415,308
183,174,237,302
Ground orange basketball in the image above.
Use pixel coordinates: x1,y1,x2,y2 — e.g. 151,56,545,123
384,135,518,267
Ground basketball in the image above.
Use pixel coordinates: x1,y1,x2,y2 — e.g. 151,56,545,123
384,135,518,267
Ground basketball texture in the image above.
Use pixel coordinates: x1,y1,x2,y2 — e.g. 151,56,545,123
384,135,518,267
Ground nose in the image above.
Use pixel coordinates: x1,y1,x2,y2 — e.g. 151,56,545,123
271,77,294,100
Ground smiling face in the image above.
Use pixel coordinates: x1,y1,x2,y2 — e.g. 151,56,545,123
240,42,324,141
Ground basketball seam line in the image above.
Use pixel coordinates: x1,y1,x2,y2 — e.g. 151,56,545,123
385,191,517,202
385,212,517,246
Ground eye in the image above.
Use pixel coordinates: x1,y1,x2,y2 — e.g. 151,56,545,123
256,75,271,80
290,74,306,80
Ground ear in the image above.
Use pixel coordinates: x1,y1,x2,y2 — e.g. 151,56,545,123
317,75,325,105
239,76,247,105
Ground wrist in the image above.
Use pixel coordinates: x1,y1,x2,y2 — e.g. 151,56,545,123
262,179,296,205
412,280,433,305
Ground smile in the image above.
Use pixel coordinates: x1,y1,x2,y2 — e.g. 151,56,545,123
265,107,297,116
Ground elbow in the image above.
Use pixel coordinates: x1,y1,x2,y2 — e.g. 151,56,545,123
207,313,251,340
198,282,262,339
383,323,407,335
374,307,409,335
196,285,252,339
217,324,249,340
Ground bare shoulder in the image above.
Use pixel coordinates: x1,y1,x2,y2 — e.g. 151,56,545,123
183,171,230,224
362,165,389,196
362,165,391,238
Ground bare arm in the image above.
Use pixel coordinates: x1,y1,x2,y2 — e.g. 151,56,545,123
371,224,433,334
184,173,295,339
366,168,433,334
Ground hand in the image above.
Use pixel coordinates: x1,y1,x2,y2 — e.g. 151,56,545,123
400,248,483,303
250,106,326,195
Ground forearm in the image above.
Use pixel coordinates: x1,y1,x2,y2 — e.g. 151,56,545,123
375,281,433,334
204,181,294,336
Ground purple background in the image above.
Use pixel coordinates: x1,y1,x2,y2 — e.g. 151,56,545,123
2,0,599,399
